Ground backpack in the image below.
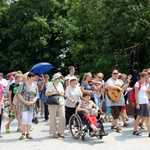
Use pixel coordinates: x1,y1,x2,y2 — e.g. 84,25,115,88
129,81,141,102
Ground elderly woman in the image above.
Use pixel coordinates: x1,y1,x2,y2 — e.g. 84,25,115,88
16,72,38,140
65,76,82,125
45,73,66,138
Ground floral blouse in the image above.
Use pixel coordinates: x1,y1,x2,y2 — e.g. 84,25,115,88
16,82,38,112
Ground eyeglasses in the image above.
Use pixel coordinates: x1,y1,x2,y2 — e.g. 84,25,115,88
112,73,118,75
97,76,102,78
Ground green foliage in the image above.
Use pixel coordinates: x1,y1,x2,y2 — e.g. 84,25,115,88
0,0,150,78
0,0,70,75
65,0,150,78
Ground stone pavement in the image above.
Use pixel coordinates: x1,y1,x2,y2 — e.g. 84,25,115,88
0,113,149,150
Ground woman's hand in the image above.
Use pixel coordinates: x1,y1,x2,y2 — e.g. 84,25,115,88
71,100,75,103
9,104,12,111
136,104,140,110
94,109,98,116
29,101,34,105
24,101,31,106
84,109,89,115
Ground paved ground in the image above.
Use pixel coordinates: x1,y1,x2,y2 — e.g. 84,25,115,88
0,112,149,150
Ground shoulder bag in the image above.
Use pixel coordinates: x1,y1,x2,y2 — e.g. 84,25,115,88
46,83,60,105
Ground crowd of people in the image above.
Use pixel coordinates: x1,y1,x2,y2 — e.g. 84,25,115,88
0,67,150,140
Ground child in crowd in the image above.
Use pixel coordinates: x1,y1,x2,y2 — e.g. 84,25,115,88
77,92,100,134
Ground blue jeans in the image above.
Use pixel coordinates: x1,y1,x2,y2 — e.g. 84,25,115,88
93,93,102,109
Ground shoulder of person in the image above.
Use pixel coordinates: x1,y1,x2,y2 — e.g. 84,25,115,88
47,82,55,88
74,85,80,89
49,82,53,85
107,77,112,82
89,100,94,104
10,82,15,86
106,78,114,84
66,85,71,90
34,83,38,88
135,81,140,87
2,78,7,82
81,81,86,86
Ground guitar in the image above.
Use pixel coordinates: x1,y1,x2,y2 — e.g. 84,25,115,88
107,75,132,102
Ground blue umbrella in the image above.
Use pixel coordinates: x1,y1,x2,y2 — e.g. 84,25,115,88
30,62,54,75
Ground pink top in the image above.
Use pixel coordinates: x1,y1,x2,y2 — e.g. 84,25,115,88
81,100,93,114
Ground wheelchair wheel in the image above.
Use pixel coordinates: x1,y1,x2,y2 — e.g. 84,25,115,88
69,114,83,139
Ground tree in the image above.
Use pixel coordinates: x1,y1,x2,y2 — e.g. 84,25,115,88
1,0,70,75
1,0,150,77
65,0,150,78
0,0,10,74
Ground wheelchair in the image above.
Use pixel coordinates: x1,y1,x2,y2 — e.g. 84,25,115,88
69,110,108,140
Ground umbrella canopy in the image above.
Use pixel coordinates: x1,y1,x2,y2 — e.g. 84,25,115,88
30,62,54,75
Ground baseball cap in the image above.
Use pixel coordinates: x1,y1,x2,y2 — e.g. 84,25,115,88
69,76,77,82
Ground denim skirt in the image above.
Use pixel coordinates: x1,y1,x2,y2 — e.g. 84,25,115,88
137,104,150,117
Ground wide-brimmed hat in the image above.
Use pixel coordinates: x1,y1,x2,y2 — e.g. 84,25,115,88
53,73,62,80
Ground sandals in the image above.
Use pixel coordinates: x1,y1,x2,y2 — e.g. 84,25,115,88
26,134,33,139
133,131,141,136
5,125,10,133
139,123,145,129
17,128,22,132
124,122,129,127
111,125,117,129
19,133,25,140
126,118,129,121
57,133,65,138
53,134,58,138
115,127,122,133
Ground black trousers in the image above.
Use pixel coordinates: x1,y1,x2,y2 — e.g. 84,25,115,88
0,108,3,132
44,103,49,121
65,106,76,126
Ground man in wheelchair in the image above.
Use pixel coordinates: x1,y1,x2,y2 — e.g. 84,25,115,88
76,92,100,135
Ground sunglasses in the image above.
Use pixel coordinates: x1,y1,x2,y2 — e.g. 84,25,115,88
112,73,118,75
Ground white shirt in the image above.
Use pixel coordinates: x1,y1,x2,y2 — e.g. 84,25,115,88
65,85,82,108
46,82,65,105
0,78,8,87
135,81,148,104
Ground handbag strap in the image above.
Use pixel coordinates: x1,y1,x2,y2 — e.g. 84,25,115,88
53,83,57,91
